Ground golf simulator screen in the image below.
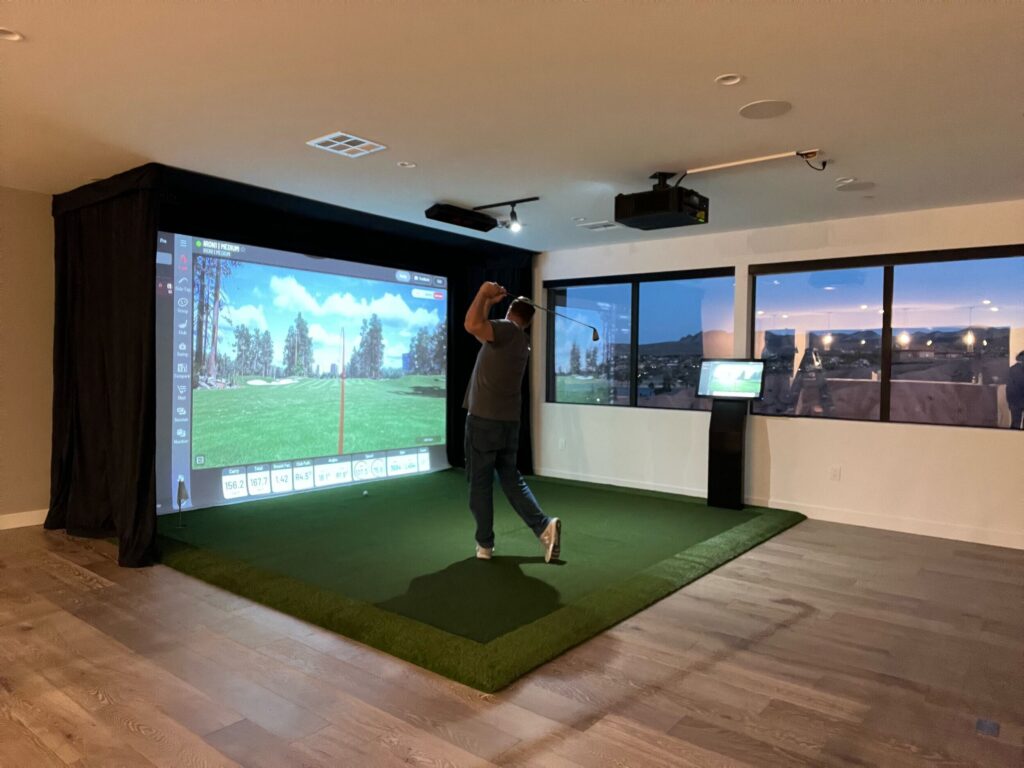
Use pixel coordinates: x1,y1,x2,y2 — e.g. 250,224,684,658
154,232,449,514
697,359,765,400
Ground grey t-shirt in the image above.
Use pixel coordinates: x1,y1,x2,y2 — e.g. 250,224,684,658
463,319,530,421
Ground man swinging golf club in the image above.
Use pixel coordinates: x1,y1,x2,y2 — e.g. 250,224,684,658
463,281,561,563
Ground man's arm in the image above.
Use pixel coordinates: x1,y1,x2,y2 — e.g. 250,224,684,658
464,281,507,343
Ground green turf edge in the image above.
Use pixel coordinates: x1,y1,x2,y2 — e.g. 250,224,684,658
471,506,805,690
157,506,804,692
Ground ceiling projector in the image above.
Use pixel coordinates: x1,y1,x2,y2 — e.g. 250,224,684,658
614,172,709,230
424,203,497,232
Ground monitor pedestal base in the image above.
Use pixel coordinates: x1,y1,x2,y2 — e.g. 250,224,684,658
707,399,748,510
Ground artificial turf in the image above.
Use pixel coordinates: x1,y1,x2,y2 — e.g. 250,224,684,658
158,470,803,691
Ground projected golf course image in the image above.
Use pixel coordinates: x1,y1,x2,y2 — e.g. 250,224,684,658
189,257,447,469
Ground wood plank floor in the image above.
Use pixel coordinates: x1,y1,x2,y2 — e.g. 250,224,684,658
1,520,1021,767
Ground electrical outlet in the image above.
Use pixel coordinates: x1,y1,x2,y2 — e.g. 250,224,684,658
829,465,842,482
558,437,566,450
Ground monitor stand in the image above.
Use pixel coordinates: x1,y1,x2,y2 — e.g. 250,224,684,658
707,399,748,510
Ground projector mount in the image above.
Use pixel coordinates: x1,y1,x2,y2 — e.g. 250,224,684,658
651,148,827,188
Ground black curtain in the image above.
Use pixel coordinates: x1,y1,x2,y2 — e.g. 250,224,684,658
47,188,160,566
47,163,535,567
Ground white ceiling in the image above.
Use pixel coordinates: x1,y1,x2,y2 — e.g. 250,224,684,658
1,1,1022,251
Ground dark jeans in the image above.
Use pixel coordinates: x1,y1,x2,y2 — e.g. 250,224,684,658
465,414,549,549
1011,405,1023,430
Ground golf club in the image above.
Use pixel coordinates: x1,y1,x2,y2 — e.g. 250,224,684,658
515,296,600,341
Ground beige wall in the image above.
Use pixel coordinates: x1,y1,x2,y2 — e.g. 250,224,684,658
534,199,1024,549
0,187,53,526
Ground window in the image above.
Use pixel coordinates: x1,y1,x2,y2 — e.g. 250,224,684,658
548,283,632,405
890,256,1024,428
750,246,1023,430
545,268,735,408
637,276,735,409
752,267,885,420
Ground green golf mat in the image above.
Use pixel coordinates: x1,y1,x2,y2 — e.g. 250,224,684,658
158,470,803,691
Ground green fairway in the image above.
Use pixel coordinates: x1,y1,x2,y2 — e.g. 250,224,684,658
554,374,615,404
191,375,445,468
159,470,804,691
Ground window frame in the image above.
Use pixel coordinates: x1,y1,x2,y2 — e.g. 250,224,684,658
544,267,736,408
748,243,1024,430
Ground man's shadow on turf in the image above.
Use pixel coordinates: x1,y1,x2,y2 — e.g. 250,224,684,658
377,556,564,643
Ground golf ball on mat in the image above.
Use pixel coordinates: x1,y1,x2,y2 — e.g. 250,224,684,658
362,490,369,496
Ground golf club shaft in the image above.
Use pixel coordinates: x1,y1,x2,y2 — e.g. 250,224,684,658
518,298,600,339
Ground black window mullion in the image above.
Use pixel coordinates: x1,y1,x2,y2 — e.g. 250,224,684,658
879,266,894,421
629,281,639,407
748,271,758,358
545,287,557,402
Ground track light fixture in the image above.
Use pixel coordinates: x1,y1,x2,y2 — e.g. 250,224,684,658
473,196,538,234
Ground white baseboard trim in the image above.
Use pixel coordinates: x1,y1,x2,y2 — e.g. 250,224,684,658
0,508,48,531
535,467,1024,550
745,496,1024,550
536,467,707,500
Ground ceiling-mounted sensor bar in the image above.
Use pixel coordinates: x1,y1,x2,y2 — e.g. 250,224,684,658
670,149,825,184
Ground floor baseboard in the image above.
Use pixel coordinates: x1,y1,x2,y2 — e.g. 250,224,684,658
535,467,1024,550
0,508,48,531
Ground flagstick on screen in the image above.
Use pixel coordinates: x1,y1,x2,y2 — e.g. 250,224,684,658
338,326,346,455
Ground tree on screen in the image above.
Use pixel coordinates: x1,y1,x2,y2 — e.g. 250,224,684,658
283,313,314,376
585,347,598,374
233,325,252,374
569,342,582,375
348,314,385,379
432,321,447,375
410,327,433,374
259,330,274,377
193,256,240,384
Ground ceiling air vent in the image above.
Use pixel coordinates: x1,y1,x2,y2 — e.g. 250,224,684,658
577,220,620,231
307,131,386,158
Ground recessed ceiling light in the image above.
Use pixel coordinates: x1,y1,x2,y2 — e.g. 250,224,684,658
823,286,835,291
0,28,24,42
860,304,868,310
990,306,1000,312
836,181,875,192
307,130,386,158
781,314,789,319
715,73,744,86
982,299,991,305
738,100,792,119
835,176,856,185
396,161,416,168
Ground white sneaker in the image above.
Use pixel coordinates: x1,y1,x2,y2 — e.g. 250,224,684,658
540,518,561,563
476,544,493,560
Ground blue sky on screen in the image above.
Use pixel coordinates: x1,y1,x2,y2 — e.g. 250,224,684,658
214,260,445,372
